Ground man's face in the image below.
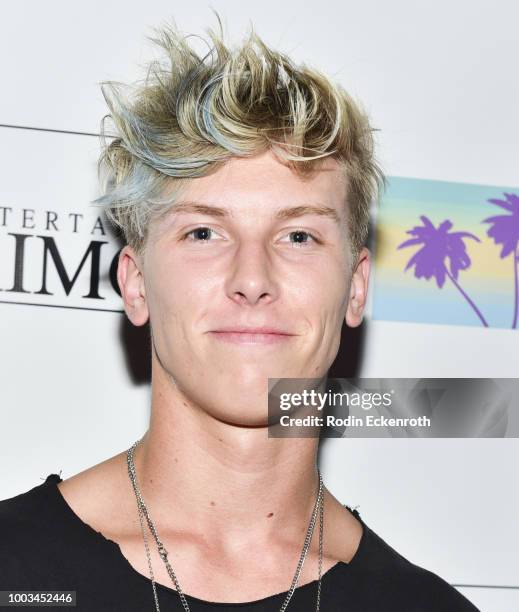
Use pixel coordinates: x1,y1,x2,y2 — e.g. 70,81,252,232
119,150,369,426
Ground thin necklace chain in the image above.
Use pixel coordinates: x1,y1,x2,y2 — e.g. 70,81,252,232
126,438,324,612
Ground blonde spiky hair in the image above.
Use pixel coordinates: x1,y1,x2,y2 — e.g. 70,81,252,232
92,14,386,263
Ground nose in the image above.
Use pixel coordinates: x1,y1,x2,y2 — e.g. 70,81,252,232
225,240,279,306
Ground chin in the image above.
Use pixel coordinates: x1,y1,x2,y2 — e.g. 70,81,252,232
202,388,271,428
213,410,270,428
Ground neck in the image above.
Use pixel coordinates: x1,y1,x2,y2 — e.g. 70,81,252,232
131,360,320,548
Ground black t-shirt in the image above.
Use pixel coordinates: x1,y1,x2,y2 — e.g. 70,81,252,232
0,474,480,611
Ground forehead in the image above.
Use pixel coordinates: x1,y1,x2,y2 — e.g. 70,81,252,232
163,151,348,221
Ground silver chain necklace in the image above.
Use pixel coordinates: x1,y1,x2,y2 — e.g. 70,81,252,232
126,438,324,611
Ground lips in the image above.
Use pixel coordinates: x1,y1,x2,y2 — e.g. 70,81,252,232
210,326,294,335
207,326,296,345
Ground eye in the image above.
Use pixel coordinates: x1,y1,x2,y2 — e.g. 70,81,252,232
182,226,224,242
280,230,319,247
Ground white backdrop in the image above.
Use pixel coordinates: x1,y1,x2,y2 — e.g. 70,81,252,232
1,2,518,610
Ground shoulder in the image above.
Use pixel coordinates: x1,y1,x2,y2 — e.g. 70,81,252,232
0,458,130,587
349,518,480,610
54,450,134,539
0,475,62,584
392,561,479,610
0,476,55,531
324,493,479,610
0,453,125,557
410,566,479,610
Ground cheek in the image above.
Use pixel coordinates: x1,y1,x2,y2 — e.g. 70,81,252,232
147,262,217,350
151,255,210,308
292,263,349,325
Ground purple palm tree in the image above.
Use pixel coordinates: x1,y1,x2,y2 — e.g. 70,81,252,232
482,192,519,329
398,215,489,327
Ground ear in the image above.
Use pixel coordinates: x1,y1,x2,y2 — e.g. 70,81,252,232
117,245,149,326
345,247,371,328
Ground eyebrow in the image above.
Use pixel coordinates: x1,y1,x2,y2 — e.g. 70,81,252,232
169,201,342,224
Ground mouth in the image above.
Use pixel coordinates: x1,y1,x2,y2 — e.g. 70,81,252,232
207,327,296,345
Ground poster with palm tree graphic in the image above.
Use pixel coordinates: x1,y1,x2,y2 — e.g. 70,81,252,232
372,177,519,329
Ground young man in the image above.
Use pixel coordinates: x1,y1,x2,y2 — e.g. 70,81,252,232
0,19,479,611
